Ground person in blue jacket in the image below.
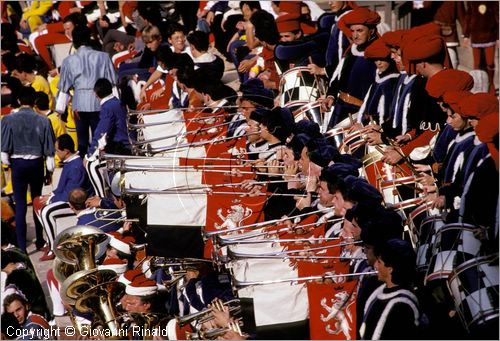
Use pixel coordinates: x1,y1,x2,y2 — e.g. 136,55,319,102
34,134,92,261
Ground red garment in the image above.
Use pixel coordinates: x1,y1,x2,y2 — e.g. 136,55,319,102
260,46,280,89
34,33,70,69
432,2,466,44
464,2,499,44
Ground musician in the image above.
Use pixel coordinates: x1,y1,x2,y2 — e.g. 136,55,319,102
324,7,380,127
357,39,400,145
321,1,356,76
424,69,474,167
461,112,499,247
429,91,477,221
68,188,122,233
359,239,421,340
382,24,450,166
356,219,404,339
121,274,160,314
1,253,50,321
245,112,268,161
319,162,360,238
273,13,324,74
34,134,92,261
104,232,135,267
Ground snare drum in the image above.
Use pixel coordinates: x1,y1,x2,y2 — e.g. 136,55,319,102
425,223,482,283
278,67,320,106
326,127,350,150
293,101,322,125
380,175,420,206
340,129,366,154
284,100,309,115
416,215,445,273
447,254,499,332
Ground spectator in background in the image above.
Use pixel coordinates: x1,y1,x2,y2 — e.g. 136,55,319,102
463,2,499,95
187,31,225,81
1,87,55,253
34,92,66,142
11,54,53,109
31,12,87,76
56,25,117,158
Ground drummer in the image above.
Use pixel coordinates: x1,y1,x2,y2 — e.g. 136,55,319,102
323,7,381,127
356,38,400,146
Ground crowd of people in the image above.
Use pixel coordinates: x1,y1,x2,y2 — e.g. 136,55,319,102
0,1,499,340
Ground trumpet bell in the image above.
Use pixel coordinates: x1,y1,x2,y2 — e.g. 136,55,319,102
54,225,109,267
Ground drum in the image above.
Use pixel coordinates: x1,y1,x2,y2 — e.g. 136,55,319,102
425,223,482,283
415,215,445,273
380,175,420,206
278,67,321,107
326,127,350,150
293,101,322,125
447,254,499,332
340,129,366,154
284,100,309,115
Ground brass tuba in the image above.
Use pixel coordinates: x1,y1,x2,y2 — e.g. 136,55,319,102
54,225,109,270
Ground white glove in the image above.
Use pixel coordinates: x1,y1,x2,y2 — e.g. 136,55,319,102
46,156,55,173
1,152,10,166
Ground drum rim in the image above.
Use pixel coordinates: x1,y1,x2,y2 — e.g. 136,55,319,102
407,202,434,221
283,100,310,108
294,100,322,115
380,175,419,188
391,197,426,210
448,253,499,282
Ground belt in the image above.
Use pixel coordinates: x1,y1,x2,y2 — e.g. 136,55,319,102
338,91,363,107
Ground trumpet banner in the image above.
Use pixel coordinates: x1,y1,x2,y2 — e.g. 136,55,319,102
307,280,358,340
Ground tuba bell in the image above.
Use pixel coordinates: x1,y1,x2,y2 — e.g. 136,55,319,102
74,279,125,338
54,225,109,270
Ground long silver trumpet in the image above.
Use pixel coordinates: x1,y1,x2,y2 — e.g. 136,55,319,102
218,236,341,246
204,208,331,237
177,299,240,327
233,271,378,287
226,241,362,259
214,217,344,244
128,112,230,129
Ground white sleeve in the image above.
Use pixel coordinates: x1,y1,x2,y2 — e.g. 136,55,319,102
55,91,71,114
1,152,10,166
46,156,55,173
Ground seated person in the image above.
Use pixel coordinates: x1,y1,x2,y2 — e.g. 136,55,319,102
187,31,225,81
34,134,92,261
68,188,122,233
3,292,50,339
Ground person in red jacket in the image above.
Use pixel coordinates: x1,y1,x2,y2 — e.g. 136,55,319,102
463,2,499,94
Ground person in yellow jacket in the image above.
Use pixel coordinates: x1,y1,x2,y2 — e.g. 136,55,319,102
12,54,54,109
21,0,53,32
34,92,66,168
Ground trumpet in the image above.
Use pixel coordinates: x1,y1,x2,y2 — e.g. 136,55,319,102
177,299,241,327
188,320,245,340
93,208,140,223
